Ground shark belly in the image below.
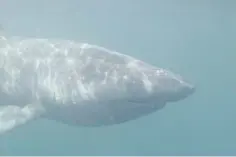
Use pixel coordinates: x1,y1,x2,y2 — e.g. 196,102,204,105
44,100,166,126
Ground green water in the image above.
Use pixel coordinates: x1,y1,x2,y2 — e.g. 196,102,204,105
0,0,235,155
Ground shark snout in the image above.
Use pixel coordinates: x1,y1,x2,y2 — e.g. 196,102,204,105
167,76,195,102
180,82,195,98
150,68,196,102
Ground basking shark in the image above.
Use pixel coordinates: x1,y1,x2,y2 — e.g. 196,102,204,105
0,34,195,134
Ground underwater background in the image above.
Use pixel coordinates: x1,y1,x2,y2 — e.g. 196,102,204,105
0,0,235,156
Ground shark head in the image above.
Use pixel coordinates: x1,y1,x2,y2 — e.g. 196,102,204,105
122,60,195,104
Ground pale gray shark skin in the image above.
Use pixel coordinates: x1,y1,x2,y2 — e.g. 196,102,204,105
0,35,195,133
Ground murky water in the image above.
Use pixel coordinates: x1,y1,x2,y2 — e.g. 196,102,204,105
0,0,235,155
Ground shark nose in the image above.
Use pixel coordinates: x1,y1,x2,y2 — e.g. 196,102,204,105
181,81,195,98
184,84,195,95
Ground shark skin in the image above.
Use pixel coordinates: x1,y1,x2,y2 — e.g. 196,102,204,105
0,35,195,134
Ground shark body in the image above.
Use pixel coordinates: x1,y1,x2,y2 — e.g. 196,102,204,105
0,35,195,134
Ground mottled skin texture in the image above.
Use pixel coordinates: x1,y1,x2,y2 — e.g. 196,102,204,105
0,35,195,133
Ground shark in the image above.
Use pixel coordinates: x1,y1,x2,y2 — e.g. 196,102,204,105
0,34,195,134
